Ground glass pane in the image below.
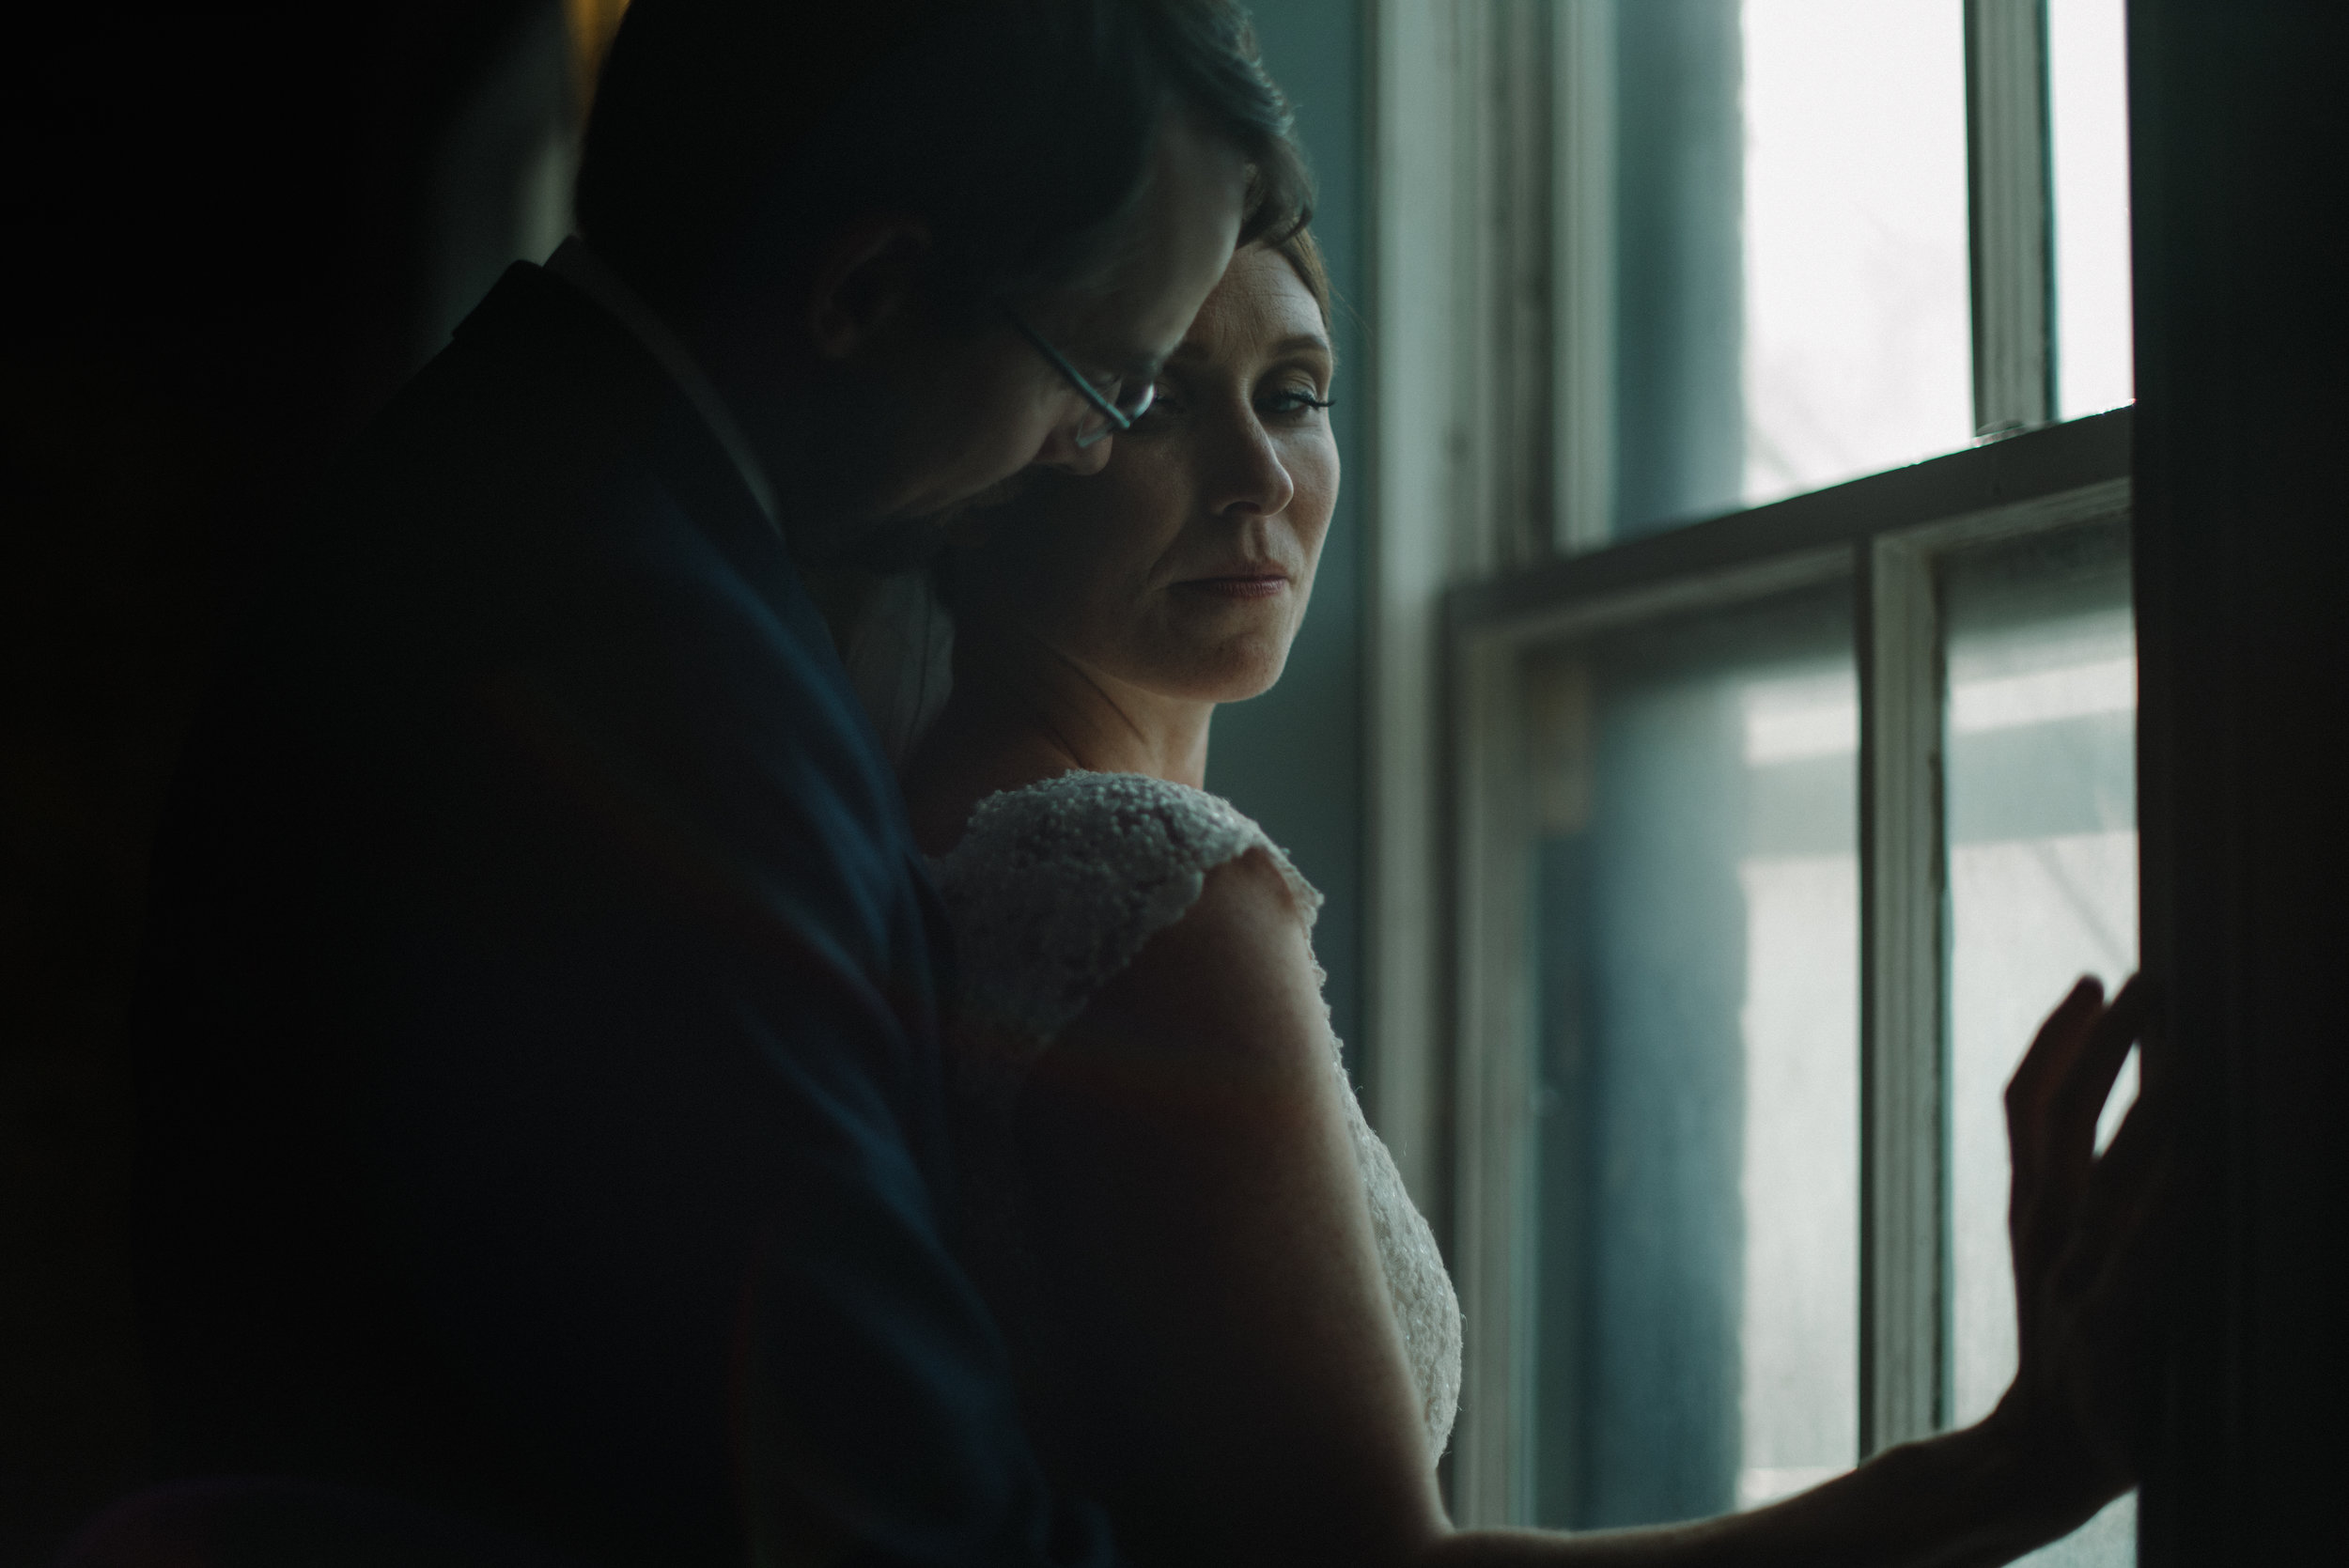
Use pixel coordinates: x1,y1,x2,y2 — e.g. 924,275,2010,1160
1943,520,2138,1563
2050,0,2135,419
1593,0,1973,539
1524,582,1858,1528
1740,0,1974,507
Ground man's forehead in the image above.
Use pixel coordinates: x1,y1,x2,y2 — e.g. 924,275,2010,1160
1057,307,1184,380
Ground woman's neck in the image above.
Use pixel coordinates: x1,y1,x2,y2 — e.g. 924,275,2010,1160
899,626,1215,856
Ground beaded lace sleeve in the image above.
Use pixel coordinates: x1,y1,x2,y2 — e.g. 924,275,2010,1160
931,770,1461,1459
935,770,1319,1062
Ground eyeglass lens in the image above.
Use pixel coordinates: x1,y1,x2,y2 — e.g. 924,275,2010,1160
1009,307,1155,449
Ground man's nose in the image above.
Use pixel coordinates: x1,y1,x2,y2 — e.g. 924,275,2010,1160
1034,423,1113,476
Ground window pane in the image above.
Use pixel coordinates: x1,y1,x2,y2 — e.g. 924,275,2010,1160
1740,0,1974,507
1595,0,1973,538
2050,0,2134,419
1943,520,2137,1563
1524,583,1858,1528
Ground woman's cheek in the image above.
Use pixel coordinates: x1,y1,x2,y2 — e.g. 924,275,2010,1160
1101,444,1194,582
1036,480,1151,654
1287,442,1340,561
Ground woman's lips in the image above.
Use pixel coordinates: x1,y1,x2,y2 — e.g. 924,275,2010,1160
1177,573,1289,600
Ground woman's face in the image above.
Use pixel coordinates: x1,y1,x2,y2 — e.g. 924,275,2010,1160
953,243,1338,706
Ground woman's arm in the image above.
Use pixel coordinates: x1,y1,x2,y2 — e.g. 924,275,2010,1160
1435,976,2170,1568
1013,847,1448,1565
1428,1421,2069,1568
1016,854,2169,1568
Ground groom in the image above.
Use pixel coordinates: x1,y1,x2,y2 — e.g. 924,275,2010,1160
129,2,1306,1563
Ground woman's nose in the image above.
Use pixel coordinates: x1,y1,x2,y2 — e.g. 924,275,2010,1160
1211,416,1295,519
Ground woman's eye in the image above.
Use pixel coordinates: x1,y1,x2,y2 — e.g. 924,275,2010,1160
1262,385,1334,420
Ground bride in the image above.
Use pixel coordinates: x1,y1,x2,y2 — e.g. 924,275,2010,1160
862,231,2166,1567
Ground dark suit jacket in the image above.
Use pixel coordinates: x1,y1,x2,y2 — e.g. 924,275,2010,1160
131,262,1115,1568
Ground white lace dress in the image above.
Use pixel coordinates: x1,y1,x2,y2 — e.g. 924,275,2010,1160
930,769,1461,1461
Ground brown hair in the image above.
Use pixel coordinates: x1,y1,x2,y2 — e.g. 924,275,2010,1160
576,0,1315,326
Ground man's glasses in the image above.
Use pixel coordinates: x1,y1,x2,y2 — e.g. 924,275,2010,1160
1006,308,1156,450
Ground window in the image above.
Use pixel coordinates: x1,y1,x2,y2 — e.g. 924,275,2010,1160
1453,433,2134,1560
1368,3,2139,1560
2046,0,2132,420
1513,580,1860,1524
1941,520,2139,1562
1555,0,1978,538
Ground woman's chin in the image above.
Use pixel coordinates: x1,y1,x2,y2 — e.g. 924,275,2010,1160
1127,641,1291,706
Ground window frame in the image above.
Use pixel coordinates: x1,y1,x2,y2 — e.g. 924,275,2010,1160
1443,411,2132,1515
1364,0,2130,1526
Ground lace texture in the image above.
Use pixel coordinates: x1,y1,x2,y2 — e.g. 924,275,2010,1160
932,770,1462,1460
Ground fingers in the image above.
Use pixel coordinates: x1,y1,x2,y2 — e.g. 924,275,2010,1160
2008,976,2150,1199
2069,1067,2179,1253
2044,977,2151,1188
2044,1063,2180,1356
2000,978,2177,1488
2005,977,2108,1196
2048,1094,2184,1474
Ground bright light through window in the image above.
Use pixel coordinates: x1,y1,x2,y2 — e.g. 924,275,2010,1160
2050,0,2135,418
1741,0,1973,506
1944,527,2138,1566
1735,671,1859,1511
1526,586,1858,1529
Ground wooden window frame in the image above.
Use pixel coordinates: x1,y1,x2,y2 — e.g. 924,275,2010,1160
1366,0,2133,1524
1443,412,2131,1516
1372,0,2349,1554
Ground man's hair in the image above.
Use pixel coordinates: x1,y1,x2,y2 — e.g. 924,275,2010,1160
575,0,1312,326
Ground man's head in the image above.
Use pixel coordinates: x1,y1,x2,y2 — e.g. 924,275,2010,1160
574,0,1311,549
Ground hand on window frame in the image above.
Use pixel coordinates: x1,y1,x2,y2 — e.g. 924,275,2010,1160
1987,974,2178,1536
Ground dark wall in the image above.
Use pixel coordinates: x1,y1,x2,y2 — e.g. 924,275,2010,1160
3,7,552,1557
1205,0,1369,1073
2130,3,2349,1562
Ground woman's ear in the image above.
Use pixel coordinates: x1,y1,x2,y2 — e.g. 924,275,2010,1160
806,213,936,362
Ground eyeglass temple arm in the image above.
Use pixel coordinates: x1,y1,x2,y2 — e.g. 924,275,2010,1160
1005,311,1133,433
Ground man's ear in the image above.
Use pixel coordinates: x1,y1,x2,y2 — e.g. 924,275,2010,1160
807,213,935,363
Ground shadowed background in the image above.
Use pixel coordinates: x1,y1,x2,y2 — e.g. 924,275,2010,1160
0,3,1362,1559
